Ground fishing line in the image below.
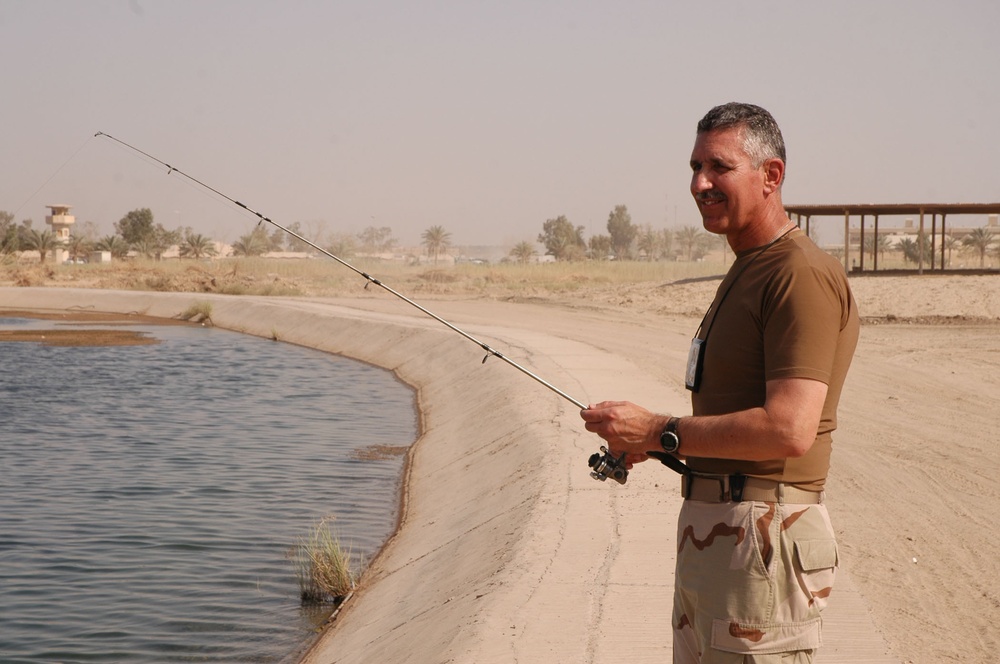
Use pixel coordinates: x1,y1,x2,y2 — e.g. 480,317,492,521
10,135,94,220
94,131,589,411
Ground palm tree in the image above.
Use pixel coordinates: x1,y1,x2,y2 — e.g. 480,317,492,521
131,237,158,259
95,234,130,259
231,228,269,257
421,225,451,264
67,234,91,262
897,237,932,266
179,233,218,259
676,226,711,261
943,233,961,267
636,225,659,261
23,229,58,263
863,233,892,269
508,241,536,265
962,227,995,268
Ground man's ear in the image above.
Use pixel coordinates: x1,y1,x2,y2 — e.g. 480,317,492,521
762,158,785,194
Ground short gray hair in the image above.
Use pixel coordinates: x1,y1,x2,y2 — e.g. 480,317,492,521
697,102,786,169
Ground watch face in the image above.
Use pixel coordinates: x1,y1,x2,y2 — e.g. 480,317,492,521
660,430,680,453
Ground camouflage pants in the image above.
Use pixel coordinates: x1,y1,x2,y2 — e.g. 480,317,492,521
672,498,838,663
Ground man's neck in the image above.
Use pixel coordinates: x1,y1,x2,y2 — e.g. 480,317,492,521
728,199,791,253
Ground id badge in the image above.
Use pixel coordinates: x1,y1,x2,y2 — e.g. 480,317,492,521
685,338,706,392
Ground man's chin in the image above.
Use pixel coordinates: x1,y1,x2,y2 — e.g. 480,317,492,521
699,216,728,234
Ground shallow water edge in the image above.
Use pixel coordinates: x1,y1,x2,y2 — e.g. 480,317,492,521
0,287,572,664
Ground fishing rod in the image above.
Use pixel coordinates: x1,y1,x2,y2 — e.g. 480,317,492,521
95,132,592,414
95,132,633,483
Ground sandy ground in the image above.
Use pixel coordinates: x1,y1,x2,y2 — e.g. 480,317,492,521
2,273,998,663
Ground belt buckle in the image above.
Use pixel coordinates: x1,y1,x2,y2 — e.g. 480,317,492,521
728,474,746,502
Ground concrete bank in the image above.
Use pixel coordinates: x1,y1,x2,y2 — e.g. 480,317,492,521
2,287,896,663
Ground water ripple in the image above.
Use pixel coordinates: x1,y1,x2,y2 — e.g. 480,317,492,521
0,318,416,662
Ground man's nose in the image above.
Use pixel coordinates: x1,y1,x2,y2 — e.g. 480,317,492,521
691,170,712,194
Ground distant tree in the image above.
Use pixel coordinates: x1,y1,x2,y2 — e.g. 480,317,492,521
658,228,675,260
153,225,181,260
179,233,218,259
115,208,155,246
131,237,158,259
634,225,677,261
676,225,712,261
325,233,356,259
421,225,452,264
863,233,892,267
897,236,932,265
269,226,287,252
943,232,961,267
0,211,18,254
95,234,130,259
67,233,92,262
962,227,995,268
588,234,612,260
358,226,396,254
130,224,178,260
23,229,58,263
508,241,536,264
538,215,585,261
284,221,317,253
231,227,270,257
606,205,637,260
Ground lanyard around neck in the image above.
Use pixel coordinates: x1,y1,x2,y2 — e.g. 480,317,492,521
695,226,796,340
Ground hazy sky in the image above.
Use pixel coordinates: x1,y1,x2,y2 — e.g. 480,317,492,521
2,0,998,248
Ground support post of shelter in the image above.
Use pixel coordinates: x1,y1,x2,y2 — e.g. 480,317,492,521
859,214,866,273
918,210,925,275
873,215,880,272
930,214,937,271
843,212,850,272
941,215,948,269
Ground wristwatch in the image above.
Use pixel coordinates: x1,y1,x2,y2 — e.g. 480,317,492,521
659,416,681,454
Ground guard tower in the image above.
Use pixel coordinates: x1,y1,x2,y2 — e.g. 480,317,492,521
45,204,75,264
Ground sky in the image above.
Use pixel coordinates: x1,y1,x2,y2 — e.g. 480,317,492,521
2,0,999,249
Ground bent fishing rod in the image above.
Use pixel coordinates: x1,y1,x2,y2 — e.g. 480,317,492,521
95,132,591,414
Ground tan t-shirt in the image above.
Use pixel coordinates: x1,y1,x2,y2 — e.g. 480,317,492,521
688,229,859,490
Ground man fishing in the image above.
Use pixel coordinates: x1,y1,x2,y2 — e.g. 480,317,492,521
580,102,859,663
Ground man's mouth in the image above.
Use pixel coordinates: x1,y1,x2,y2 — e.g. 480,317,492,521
696,192,726,207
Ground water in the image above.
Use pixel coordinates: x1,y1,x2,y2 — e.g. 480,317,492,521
0,316,417,663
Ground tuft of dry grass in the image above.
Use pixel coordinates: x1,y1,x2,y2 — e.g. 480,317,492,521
290,515,358,605
177,301,213,324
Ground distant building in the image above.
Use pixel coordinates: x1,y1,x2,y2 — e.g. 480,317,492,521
847,213,998,248
45,204,75,264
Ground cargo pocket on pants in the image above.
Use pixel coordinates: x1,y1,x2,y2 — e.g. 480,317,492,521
710,617,822,654
709,537,837,655
794,538,839,614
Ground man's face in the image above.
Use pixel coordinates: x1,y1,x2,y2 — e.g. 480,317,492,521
689,126,768,238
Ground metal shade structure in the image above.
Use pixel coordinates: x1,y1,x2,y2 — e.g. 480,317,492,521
784,203,1000,273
